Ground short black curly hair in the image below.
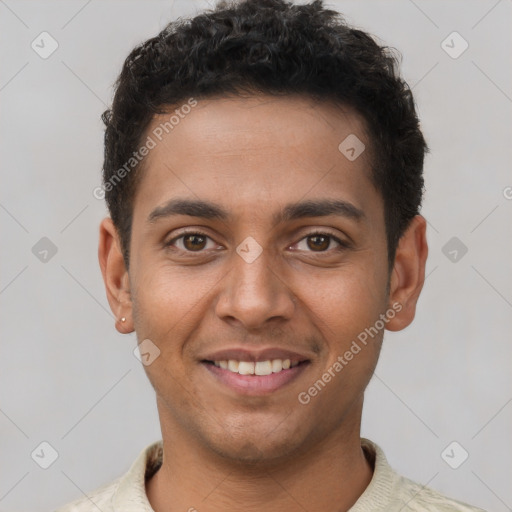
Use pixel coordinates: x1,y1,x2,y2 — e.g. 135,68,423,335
101,0,427,269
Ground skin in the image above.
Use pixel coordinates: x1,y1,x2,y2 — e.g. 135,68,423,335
99,95,428,512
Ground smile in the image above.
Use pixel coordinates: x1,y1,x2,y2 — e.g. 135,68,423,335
202,359,310,395
208,359,300,375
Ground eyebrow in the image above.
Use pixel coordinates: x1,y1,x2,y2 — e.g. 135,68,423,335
148,198,365,224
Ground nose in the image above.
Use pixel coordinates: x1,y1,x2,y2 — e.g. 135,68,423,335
214,244,296,331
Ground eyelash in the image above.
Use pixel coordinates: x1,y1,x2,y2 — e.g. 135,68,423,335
165,230,350,253
295,231,350,252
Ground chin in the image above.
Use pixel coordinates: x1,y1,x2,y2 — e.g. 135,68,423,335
211,439,294,467
204,421,307,467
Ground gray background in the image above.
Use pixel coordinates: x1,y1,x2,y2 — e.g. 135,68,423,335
1,1,511,511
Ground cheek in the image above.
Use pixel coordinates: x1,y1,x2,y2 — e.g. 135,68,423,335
130,261,223,343
293,269,385,420
293,262,387,343
130,265,215,397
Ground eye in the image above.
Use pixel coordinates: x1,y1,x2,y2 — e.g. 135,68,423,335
167,231,218,252
294,232,347,252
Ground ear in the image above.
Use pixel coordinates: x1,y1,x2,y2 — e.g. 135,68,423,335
385,215,428,332
98,217,134,334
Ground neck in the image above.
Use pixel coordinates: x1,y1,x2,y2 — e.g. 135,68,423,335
146,402,373,512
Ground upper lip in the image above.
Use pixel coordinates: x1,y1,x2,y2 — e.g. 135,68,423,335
201,347,313,364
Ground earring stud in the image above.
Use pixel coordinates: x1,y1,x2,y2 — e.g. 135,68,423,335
121,317,126,322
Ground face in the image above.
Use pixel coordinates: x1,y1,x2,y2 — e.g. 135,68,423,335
116,95,400,464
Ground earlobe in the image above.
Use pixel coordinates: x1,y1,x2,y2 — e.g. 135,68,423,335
98,218,134,333
385,215,428,332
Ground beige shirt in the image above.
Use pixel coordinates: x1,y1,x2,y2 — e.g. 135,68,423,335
55,439,485,512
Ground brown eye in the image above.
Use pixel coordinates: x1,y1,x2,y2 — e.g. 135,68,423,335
307,234,331,251
183,234,207,251
293,232,347,253
166,231,221,254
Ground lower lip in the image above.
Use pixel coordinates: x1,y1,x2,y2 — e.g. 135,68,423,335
202,362,310,396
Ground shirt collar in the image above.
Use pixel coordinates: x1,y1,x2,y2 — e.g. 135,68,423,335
111,438,397,511
112,440,163,512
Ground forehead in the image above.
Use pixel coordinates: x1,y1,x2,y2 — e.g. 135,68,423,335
133,95,381,222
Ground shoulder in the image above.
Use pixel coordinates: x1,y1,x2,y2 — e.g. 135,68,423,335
54,478,121,512
391,474,487,512
53,440,163,512
354,439,487,512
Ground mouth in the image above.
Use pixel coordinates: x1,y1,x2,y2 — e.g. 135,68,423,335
204,358,302,375
201,358,311,395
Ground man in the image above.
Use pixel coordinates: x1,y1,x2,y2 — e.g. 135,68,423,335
57,0,485,510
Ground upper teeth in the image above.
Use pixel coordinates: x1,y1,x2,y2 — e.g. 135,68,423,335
213,359,299,375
